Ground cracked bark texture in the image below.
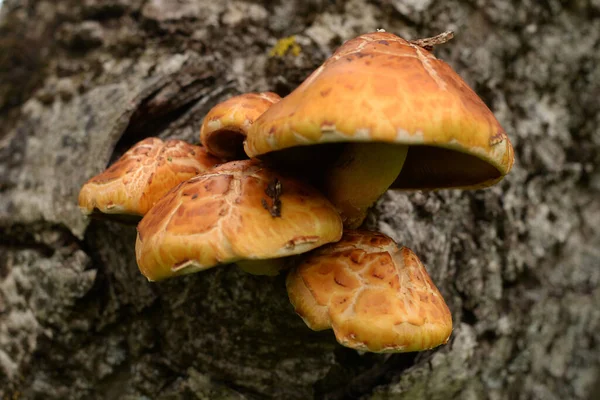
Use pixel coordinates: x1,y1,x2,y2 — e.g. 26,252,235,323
1,0,599,399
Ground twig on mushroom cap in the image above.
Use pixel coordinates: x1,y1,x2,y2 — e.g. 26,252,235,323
409,31,454,51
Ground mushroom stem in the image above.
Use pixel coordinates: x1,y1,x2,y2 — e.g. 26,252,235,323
236,258,288,276
323,143,408,228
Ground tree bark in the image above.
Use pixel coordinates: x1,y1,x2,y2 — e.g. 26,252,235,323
1,0,599,399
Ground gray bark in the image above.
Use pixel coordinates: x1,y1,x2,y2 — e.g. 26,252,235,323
1,0,599,399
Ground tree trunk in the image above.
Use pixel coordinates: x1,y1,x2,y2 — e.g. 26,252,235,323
1,0,599,399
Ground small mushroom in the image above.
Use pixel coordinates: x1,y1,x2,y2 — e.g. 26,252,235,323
135,159,343,281
200,92,281,160
245,31,514,228
286,230,452,353
78,137,221,224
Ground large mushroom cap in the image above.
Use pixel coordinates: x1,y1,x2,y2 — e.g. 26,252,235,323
286,230,453,353
200,92,281,160
135,159,343,281
78,137,221,223
245,31,514,190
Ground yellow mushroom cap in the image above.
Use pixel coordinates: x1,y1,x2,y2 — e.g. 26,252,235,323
286,230,453,353
245,31,514,190
200,92,281,160
78,138,221,221
135,159,343,281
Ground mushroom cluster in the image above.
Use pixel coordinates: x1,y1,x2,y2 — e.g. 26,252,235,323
78,31,513,354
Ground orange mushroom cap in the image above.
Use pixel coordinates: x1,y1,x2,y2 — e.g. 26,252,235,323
78,138,220,222
135,159,343,281
286,230,453,353
245,31,514,190
200,92,281,160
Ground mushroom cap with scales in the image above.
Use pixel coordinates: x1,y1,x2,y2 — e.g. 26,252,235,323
135,159,343,281
286,230,453,353
200,92,281,160
245,31,514,191
78,137,221,223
